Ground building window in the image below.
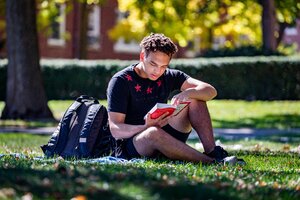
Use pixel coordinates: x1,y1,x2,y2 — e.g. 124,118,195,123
47,4,66,46
285,27,298,36
87,6,100,49
113,10,140,53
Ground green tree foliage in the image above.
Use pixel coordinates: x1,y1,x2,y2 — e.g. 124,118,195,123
109,0,300,52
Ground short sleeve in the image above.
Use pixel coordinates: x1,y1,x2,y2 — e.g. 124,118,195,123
167,69,190,91
107,77,129,114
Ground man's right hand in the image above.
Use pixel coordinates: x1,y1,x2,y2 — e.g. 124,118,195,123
145,112,172,128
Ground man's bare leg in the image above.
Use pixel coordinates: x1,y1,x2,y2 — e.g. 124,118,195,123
133,127,214,164
188,100,216,153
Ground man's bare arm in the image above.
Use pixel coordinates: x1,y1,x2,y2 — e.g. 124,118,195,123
172,77,217,104
108,111,171,139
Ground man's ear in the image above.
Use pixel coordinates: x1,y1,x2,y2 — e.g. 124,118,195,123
140,52,144,61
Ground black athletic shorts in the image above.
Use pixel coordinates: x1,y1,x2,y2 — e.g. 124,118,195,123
117,124,191,160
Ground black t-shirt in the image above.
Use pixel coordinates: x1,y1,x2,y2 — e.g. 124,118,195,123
107,64,190,125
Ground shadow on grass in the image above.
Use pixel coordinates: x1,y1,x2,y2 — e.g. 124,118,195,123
213,114,300,129
0,119,59,128
0,158,299,200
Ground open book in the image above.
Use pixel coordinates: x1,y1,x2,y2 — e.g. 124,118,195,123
145,101,191,119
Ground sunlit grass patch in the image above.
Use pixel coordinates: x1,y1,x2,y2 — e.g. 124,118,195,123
208,100,300,129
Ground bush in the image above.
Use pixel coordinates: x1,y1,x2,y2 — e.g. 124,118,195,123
201,45,283,57
0,57,300,100
170,56,300,100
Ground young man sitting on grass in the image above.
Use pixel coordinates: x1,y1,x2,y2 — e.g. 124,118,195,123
107,33,244,165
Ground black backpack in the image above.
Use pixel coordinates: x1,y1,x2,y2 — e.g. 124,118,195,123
41,95,116,159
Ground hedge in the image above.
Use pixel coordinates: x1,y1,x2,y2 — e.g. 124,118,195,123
0,56,300,100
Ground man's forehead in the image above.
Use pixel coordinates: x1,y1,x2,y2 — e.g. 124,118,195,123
146,52,170,66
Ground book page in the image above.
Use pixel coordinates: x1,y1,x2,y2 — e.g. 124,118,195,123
173,102,190,116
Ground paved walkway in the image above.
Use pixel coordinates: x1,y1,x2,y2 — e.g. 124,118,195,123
0,126,300,139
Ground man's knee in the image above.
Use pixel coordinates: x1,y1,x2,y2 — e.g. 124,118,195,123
189,99,207,107
136,126,165,145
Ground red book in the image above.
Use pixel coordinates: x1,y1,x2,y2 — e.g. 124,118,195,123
146,101,191,119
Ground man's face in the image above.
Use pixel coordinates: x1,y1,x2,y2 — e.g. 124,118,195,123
141,51,171,81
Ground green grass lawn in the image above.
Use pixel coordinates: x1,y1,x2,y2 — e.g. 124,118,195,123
0,100,300,199
1,100,300,129
0,133,299,199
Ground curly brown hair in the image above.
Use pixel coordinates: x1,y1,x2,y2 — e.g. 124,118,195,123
140,33,178,57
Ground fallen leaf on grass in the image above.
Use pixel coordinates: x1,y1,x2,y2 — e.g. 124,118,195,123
71,195,87,200
0,188,16,199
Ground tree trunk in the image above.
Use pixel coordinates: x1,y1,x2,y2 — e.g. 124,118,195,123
261,0,277,52
74,1,88,59
277,22,288,47
2,0,53,120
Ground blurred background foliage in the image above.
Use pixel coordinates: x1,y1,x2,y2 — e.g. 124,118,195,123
0,0,299,56
109,0,300,55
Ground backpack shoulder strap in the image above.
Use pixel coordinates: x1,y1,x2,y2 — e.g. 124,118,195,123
79,103,102,157
41,99,83,157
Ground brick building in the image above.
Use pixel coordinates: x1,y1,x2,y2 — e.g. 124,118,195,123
0,1,299,59
39,0,140,60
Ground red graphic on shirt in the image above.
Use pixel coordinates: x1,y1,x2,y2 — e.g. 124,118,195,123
146,87,153,94
157,80,162,87
135,84,141,92
125,74,132,81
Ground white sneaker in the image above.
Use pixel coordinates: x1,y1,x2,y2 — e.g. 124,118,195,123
223,156,238,165
221,156,247,166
